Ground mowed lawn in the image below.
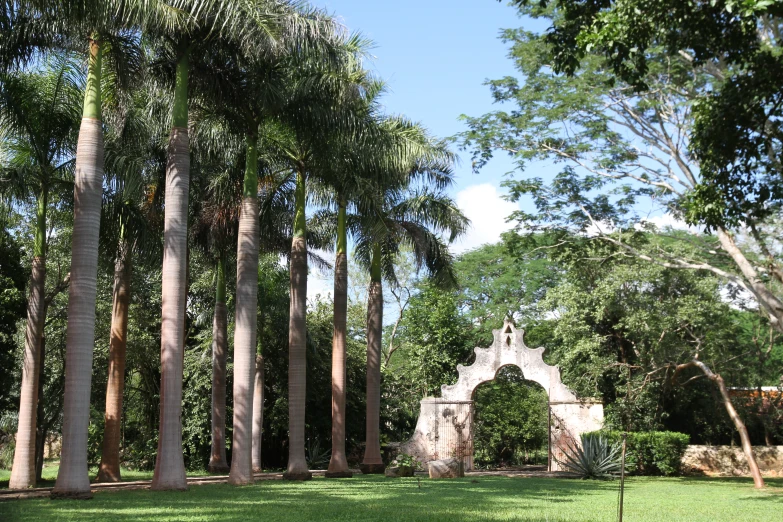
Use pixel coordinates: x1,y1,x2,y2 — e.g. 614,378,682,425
0,464,157,489
1,475,781,522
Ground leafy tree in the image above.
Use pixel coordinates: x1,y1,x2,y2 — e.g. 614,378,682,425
454,241,557,346
0,230,26,413
535,237,778,486
392,281,475,401
513,0,783,231
466,4,781,486
0,55,80,489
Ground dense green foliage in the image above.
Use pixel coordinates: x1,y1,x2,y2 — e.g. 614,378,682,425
472,366,548,467
586,431,690,477
466,3,783,364
2,475,782,521
0,231,25,414
515,0,783,230
1,0,781,491
395,237,783,450
557,433,624,479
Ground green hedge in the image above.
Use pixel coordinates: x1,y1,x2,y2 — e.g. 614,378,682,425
584,431,690,476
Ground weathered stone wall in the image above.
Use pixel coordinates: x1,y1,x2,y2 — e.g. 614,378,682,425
400,399,474,469
682,445,783,477
399,320,604,471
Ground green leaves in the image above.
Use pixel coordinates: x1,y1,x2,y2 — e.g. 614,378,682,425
557,433,625,479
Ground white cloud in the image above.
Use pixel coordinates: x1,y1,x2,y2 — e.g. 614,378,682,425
638,213,699,232
452,183,518,254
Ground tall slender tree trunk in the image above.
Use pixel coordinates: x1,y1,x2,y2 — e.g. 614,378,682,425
152,46,190,491
10,189,47,489
52,37,104,499
35,333,47,482
251,355,264,472
208,255,229,473
680,360,765,488
229,130,260,485
361,242,384,474
326,198,351,478
284,168,311,480
96,238,131,482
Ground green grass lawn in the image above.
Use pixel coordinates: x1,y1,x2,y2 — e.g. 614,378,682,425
0,475,781,522
0,463,180,489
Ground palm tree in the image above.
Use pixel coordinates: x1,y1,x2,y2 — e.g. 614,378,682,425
95,88,165,483
235,28,371,480
148,3,268,491
325,195,352,477
0,55,80,489
45,4,167,499
251,353,264,472
353,154,468,474
312,100,462,476
2,3,227,496
150,0,339,490
253,168,334,474
190,140,243,474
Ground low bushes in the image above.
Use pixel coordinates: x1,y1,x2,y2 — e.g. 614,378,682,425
584,430,690,476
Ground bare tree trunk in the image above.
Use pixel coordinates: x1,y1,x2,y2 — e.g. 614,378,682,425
97,242,131,482
284,169,311,481
251,355,264,473
229,133,260,485
682,360,765,488
326,236,351,477
10,257,46,489
361,243,384,474
208,257,229,473
151,68,190,489
35,333,47,483
53,38,104,498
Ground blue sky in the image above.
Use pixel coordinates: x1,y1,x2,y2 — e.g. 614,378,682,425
312,0,535,253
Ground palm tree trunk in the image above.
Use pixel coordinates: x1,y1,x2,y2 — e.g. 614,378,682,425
208,254,229,473
96,238,131,482
284,168,311,480
229,131,259,485
361,242,384,474
326,198,351,478
151,46,190,491
251,355,264,472
10,189,47,489
52,37,104,499
35,332,47,482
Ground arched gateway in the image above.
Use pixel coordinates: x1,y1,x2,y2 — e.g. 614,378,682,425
399,319,604,471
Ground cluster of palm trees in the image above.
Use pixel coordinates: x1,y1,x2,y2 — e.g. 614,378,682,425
1,0,467,498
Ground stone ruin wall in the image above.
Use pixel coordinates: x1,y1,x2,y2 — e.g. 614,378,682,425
399,320,604,471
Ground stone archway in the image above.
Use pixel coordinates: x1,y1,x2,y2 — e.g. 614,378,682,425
399,319,604,471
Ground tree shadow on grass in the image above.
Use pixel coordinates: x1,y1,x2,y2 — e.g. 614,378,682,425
0,476,622,522
5,475,779,522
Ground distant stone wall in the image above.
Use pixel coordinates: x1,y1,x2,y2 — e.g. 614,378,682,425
682,445,783,477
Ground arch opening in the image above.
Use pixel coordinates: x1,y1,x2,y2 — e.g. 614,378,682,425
472,365,549,470
399,320,603,472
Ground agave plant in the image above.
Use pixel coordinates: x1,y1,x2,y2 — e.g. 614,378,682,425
558,434,624,479
305,437,332,470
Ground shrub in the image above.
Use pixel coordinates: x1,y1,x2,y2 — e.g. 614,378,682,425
0,411,16,469
585,430,690,476
557,433,624,479
390,453,421,470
